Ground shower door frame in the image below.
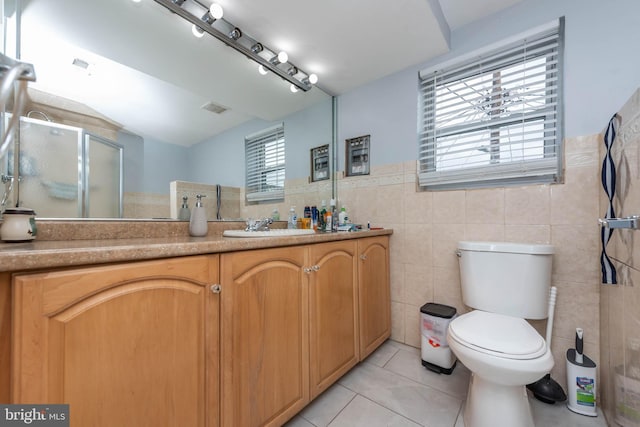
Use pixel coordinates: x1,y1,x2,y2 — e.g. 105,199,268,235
81,132,124,218
3,117,124,218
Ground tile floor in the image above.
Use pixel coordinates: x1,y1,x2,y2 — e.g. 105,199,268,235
285,340,608,427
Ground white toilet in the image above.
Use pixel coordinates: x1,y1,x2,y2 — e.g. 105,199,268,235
447,241,555,427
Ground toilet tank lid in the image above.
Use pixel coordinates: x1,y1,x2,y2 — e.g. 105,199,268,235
457,241,554,255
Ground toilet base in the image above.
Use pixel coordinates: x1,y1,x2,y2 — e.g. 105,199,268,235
464,373,534,427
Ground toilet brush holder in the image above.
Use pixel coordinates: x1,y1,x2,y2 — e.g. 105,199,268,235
566,328,597,416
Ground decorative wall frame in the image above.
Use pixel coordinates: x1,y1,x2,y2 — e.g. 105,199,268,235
310,144,330,182
345,135,370,176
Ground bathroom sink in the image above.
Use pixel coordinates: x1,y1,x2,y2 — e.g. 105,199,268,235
223,229,316,238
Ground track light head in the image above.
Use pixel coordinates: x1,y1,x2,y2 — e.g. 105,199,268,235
228,27,242,41
251,43,264,54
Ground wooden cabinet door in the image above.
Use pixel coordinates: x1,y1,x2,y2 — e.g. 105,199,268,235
308,241,358,399
220,247,308,427
12,255,219,427
358,236,391,360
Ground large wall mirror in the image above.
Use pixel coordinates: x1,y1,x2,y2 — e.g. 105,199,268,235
1,0,334,220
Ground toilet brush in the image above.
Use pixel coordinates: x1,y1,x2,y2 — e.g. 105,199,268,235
526,286,567,404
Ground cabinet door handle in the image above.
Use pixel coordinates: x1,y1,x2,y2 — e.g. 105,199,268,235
312,265,320,271
210,284,222,294
304,267,312,274
360,254,367,260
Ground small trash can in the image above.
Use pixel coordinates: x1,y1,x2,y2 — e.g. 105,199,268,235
420,302,457,375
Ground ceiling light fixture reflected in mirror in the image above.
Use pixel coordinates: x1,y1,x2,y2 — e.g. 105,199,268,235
152,0,318,92
228,27,242,41
270,51,288,66
303,74,319,85
251,43,263,54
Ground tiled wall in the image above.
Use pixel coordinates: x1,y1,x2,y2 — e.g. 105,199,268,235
241,176,333,221
169,181,241,220
600,88,640,426
335,132,602,394
123,183,242,220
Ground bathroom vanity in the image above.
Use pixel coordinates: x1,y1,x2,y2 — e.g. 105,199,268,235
0,225,391,427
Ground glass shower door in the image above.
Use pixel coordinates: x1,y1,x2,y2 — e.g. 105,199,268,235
16,117,83,217
83,133,123,218
7,117,124,218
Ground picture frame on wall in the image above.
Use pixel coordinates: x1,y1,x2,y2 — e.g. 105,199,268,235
310,144,330,182
345,135,370,176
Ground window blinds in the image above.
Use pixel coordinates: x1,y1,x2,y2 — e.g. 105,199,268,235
418,18,564,189
245,123,285,202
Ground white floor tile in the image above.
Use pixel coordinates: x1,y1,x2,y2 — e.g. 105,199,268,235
327,395,422,427
298,384,356,427
286,339,611,427
530,396,608,427
384,347,471,400
364,340,403,367
338,362,463,426
284,415,315,427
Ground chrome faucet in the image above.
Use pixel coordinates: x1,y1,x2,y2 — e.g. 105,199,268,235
245,217,273,232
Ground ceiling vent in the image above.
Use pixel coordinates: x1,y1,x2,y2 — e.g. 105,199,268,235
72,58,90,70
201,101,228,114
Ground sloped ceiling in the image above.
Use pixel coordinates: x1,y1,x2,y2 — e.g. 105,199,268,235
18,0,522,146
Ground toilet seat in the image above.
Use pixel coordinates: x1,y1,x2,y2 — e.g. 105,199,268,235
448,310,546,360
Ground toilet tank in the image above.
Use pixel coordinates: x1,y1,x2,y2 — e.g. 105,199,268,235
457,241,554,319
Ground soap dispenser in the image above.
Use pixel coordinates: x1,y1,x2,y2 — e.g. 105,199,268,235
178,196,191,221
189,194,208,237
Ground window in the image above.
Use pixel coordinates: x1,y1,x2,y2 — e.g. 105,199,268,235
418,18,564,190
245,123,285,202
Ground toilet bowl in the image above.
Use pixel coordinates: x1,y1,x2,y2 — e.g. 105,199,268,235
450,241,555,427
448,311,554,427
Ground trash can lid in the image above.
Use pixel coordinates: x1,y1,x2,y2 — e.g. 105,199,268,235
420,303,457,319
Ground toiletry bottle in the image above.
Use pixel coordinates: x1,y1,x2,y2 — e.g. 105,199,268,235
189,194,208,237
319,200,327,231
339,206,348,225
311,206,318,231
325,209,333,232
329,199,337,232
271,208,280,221
288,207,297,229
178,195,190,221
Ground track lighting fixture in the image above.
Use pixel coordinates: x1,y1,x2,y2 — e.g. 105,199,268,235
303,73,318,85
152,0,318,91
269,51,288,66
228,27,242,41
251,43,263,54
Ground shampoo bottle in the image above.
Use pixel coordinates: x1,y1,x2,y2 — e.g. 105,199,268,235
189,194,208,237
339,206,348,225
325,209,333,232
288,207,297,229
329,199,337,232
319,200,327,231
